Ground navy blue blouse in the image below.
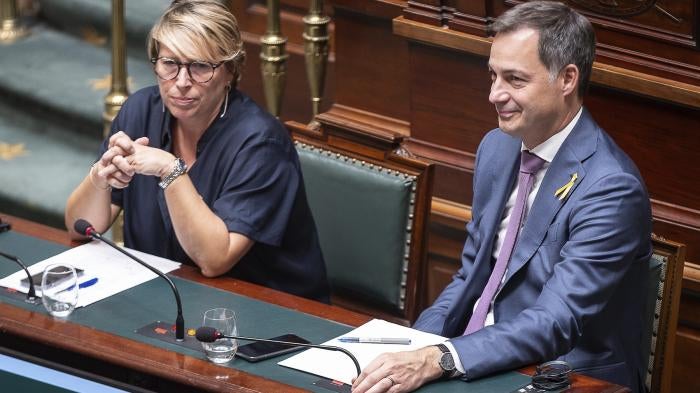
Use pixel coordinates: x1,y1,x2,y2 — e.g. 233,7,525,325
101,86,329,302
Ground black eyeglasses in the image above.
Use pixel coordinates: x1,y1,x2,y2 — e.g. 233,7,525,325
150,57,223,83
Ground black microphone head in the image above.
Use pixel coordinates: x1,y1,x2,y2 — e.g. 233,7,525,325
74,219,94,236
195,326,221,343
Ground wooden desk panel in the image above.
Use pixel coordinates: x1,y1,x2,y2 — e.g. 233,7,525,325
0,214,629,392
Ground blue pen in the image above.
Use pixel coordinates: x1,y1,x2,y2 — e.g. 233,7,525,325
61,278,98,292
78,277,99,289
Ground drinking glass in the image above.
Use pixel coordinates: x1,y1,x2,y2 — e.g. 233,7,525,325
201,308,238,363
41,264,79,317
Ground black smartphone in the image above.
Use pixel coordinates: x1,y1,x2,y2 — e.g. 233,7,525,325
20,267,85,288
236,334,310,362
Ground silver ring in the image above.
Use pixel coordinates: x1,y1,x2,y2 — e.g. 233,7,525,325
386,376,396,386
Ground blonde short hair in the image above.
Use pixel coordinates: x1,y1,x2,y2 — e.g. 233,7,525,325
147,0,246,85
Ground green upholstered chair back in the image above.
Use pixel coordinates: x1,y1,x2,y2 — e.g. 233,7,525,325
643,236,685,393
287,120,433,325
296,142,414,313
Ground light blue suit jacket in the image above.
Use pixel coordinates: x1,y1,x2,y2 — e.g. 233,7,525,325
414,109,652,392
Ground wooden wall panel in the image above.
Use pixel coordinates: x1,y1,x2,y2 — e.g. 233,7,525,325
431,165,473,206
426,212,468,302
672,327,700,393
409,43,494,152
403,42,490,205
332,7,411,123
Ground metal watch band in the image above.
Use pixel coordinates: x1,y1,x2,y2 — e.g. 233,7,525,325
436,343,458,379
158,157,187,190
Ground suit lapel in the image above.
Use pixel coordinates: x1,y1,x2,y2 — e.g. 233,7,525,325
504,109,598,283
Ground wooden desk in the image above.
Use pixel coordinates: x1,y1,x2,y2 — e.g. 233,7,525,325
0,214,629,392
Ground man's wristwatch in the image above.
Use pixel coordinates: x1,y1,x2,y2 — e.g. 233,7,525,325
435,343,459,379
158,157,187,190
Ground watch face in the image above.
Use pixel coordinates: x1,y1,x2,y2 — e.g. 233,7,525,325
439,352,455,371
176,158,187,172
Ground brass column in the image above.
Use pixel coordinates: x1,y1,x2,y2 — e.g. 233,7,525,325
260,0,287,117
0,0,29,43
103,0,129,137
303,0,330,125
103,0,129,244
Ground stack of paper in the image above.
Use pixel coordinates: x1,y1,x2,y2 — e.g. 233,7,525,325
0,241,181,308
279,319,446,385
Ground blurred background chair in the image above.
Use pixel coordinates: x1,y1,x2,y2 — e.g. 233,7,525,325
643,235,685,393
287,118,433,325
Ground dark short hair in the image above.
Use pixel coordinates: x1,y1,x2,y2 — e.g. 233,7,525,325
486,1,595,97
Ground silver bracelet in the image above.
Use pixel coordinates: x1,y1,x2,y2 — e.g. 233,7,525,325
158,157,188,190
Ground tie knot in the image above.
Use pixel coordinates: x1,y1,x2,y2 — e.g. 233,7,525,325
520,151,546,174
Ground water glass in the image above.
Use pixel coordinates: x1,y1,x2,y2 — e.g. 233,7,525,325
201,308,238,364
41,264,79,317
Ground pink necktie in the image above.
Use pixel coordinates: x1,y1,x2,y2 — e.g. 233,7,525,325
464,151,546,335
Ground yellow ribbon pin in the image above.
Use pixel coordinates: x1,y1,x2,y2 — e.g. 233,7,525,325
554,173,578,201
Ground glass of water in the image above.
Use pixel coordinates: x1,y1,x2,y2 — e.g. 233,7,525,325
41,264,78,317
201,308,238,363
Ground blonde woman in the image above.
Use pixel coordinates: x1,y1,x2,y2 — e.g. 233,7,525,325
65,0,329,302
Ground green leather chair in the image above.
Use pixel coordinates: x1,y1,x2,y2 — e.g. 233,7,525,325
642,236,685,393
288,120,433,325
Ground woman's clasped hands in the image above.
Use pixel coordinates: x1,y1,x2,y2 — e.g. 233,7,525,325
90,131,176,190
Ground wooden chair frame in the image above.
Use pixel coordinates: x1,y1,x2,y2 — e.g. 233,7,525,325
648,234,685,393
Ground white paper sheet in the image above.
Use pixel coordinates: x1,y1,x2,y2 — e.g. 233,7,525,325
0,240,181,308
278,319,447,385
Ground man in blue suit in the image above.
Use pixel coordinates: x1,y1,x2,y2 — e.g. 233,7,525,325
352,2,651,392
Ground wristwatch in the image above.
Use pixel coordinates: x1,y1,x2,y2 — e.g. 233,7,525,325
158,157,187,190
435,343,458,379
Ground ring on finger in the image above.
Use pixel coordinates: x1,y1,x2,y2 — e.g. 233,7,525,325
385,376,396,386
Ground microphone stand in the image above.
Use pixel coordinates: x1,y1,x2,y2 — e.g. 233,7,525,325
0,250,38,303
84,229,185,341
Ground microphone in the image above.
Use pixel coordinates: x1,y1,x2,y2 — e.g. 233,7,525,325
0,250,38,303
195,326,362,376
74,219,185,341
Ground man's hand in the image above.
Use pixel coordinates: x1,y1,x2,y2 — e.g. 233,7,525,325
351,346,443,393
